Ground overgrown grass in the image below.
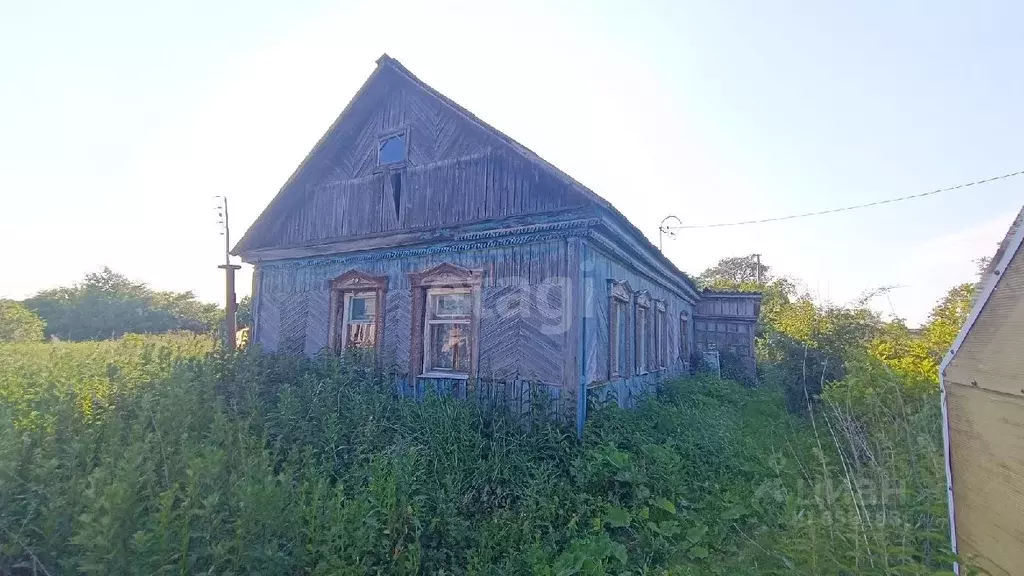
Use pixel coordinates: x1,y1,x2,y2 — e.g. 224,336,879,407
0,336,954,574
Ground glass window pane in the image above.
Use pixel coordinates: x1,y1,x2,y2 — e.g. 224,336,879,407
348,295,376,322
378,133,406,164
347,321,376,349
428,322,469,372
617,304,628,376
430,292,471,319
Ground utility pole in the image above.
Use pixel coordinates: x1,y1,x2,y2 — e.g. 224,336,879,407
753,253,762,285
215,196,242,350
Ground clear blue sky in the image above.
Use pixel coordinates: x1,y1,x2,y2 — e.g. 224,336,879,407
2,0,1021,325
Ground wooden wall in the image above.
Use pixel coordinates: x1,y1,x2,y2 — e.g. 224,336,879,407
253,238,572,387
240,66,588,253
579,239,696,404
944,244,1024,576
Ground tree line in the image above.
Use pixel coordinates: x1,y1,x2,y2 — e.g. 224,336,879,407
0,268,250,342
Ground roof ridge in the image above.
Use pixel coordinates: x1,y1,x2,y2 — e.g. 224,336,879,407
376,54,696,291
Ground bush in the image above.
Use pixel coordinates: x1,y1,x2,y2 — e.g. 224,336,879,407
0,300,44,342
0,337,957,574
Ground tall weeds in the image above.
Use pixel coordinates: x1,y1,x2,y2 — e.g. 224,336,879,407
0,336,953,574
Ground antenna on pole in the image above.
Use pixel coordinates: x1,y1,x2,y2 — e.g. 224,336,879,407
214,196,242,350
658,215,682,252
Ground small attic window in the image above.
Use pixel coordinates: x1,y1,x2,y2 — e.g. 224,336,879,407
378,130,407,166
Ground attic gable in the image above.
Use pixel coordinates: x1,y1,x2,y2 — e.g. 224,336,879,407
233,55,591,254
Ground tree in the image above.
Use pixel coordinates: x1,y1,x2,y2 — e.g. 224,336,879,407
922,282,975,363
698,255,772,289
237,295,253,329
23,268,221,341
0,300,45,342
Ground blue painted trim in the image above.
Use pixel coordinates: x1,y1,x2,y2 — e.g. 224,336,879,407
261,227,593,270
577,241,589,438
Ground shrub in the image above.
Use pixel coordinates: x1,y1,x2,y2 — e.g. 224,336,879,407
0,300,45,343
0,338,955,574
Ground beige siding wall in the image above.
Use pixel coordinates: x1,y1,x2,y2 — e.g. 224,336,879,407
944,245,1024,575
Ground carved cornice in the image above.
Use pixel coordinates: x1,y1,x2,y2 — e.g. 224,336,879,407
635,290,652,308
609,279,632,301
409,262,483,288
330,269,389,291
261,228,591,270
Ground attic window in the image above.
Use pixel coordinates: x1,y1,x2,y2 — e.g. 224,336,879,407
378,130,407,165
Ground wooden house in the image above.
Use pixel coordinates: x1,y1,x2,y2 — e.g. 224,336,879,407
941,206,1024,576
232,55,760,432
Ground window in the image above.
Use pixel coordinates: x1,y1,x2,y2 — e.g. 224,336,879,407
342,292,377,349
409,263,483,380
378,130,407,166
680,312,690,367
424,289,472,374
328,270,388,355
635,291,651,375
608,280,632,379
654,300,667,370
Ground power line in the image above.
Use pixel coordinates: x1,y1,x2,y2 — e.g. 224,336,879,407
665,168,1024,230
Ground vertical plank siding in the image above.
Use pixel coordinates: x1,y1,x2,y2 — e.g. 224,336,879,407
580,240,696,404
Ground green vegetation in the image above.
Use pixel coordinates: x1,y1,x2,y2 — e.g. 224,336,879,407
1,336,954,574
0,254,974,574
0,300,45,343
21,268,222,341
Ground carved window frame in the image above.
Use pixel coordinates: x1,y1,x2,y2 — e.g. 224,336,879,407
654,299,667,370
409,263,483,381
328,270,388,355
680,311,691,368
608,280,632,380
634,290,652,375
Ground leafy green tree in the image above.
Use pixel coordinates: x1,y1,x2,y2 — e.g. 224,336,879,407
921,282,975,363
698,254,771,288
237,295,253,329
0,300,45,342
23,268,220,340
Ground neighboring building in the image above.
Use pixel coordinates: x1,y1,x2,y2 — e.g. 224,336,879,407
233,55,760,432
941,206,1024,576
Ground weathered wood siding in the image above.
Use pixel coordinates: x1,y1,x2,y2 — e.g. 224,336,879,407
579,239,696,405
266,150,584,248
253,238,572,386
944,243,1024,576
240,65,588,252
693,293,760,374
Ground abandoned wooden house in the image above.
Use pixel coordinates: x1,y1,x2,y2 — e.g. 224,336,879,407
232,54,760,431
941,206,1024,576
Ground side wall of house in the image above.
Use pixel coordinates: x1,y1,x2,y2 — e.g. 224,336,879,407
943,245,1024,576
578,238,697,408
252,237,577,390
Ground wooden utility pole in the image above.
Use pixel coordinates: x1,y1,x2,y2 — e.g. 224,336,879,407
754,253,762,285
216,196,242,349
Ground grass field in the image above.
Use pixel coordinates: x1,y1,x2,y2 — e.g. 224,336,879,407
0,335,953,575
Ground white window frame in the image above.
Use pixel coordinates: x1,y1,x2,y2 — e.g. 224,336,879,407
340,291,378,351
421,287,474,379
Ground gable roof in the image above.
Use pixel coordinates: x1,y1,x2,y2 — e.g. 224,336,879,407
941,204,1024,373
233,54,696,291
